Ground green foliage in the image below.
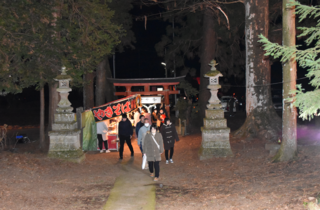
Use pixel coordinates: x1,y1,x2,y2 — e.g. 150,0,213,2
175,98,188,120
0,0,60,93
175,80,199,120
155,11,202,76
109,0,135,52
58,0,123,85
190,102,200,120
0,0,123,92
154,1,245,82
175,99,199,121
293,85,320,120
259,1,320,120
177,80,199,98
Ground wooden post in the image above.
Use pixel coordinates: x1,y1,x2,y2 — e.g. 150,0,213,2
40,86,45,149
179,118,181,135
144,85,150,92
125,86,132,96
163,85,170,118
273,0,297,162
76,107,84,148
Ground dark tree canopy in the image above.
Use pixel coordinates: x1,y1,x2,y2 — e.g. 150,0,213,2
0,0,124,92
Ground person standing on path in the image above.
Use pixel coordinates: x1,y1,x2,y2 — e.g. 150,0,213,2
160,118,179,164
97,121,110,153
143,124,164,181
118,114,134,160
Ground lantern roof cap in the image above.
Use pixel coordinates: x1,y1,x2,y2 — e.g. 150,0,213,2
204,60,223,77
54,66,72,81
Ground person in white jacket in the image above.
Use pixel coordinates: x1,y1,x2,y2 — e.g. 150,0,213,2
138,118,151,170
97,121,110,153
138,118,151,154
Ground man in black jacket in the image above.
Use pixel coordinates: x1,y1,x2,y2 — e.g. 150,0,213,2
118,114,134,160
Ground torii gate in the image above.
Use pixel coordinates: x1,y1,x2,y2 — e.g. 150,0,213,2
107,76,185,118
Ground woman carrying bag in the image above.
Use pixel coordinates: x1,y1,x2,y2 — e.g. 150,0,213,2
143,124,164,181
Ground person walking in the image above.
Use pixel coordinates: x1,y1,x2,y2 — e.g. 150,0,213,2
118,114,134,160
143,124,164,181
135,115,145,139
138,118,150,154
160,118,179,164
97,121,110,153
138,118,151,169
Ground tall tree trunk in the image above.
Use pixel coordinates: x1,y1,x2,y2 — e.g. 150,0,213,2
186,98,192,133
83,71,95,109
48,82,59,131
40,86,45,149
273,0,297,161
48,4,60,132
95,59,107,106
199,8,217,120
234,0,281,141
104,58,116,103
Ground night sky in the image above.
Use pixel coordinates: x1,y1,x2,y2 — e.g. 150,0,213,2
114,5,168,79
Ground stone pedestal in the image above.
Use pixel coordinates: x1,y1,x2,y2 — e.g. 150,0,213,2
48,67,85,162
199,60,233,160
199,109,233,159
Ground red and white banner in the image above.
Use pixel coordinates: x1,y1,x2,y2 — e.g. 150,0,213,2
91,94,141,122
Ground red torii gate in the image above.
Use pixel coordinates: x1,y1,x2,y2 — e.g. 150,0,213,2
107,76,185,118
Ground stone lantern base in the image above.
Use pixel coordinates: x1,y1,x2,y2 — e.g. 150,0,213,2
48,112,85,163
199,109,233,160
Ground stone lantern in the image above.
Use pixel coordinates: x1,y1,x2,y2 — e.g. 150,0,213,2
205,60,223,110
55,67,72,112
199,60,233,160
48,67,84,162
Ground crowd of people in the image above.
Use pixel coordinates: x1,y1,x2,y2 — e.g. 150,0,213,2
118,107,179,182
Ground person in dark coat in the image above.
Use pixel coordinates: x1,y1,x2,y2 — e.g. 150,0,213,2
135,115,145,138
118,114,134,160
160,118,179,164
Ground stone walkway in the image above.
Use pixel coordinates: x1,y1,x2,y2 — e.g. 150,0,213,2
103,157,157,210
